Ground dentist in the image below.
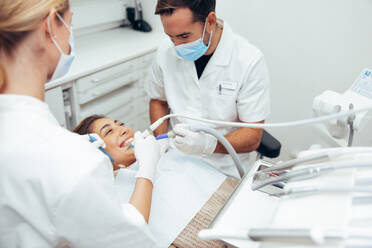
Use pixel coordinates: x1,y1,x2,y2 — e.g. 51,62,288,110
146,0,271,177
0,0,159,247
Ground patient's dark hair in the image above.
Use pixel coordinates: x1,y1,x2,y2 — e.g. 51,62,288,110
73,115,106,135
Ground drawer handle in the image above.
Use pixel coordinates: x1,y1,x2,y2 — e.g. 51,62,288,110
92,71,138,86
91,78,100,83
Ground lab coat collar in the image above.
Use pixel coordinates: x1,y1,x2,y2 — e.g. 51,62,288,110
209,20,234,67
0,94,60,126
197,21,234,79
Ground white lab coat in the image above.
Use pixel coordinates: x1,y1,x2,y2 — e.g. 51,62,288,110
0,95,157,248
145,21,271,177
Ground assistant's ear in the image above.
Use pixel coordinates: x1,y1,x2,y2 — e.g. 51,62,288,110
43,9,58,43
206,12,217,33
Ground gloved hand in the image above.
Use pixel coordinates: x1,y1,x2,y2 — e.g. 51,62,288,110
173,124,217,155
158,138,170,154
134,131,161,183
82,133,106,149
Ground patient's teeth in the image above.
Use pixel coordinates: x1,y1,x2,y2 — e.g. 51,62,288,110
125,138,134,146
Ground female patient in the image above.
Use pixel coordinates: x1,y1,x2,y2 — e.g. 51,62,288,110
74,115,159,223
74,115,228,247
74,115,141,170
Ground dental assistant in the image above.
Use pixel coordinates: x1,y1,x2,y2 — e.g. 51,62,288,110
0,1,159,247
146,0,271,177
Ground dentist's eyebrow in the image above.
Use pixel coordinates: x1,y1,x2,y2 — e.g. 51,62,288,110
166,32,191,38
100,124,111,134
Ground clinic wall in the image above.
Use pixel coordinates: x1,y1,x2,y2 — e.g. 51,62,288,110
141,0,163,32
217,0,372,159
70,0,163,34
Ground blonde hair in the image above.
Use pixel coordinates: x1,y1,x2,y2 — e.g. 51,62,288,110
0,0,69,90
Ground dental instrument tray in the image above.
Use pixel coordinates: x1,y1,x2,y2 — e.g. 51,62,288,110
252,161,285,196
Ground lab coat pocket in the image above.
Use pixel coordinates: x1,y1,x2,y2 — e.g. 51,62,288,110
207,81,238,120
216,81,238,98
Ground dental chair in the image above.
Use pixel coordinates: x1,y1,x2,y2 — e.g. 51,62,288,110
256,130,281,160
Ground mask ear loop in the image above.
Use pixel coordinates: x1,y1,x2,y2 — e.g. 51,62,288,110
202,19,213,47
47,13,71,55
56,12,71,29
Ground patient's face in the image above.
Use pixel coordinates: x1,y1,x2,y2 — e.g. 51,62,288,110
90,118,136,169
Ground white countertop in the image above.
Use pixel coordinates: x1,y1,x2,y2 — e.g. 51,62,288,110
46,27,166,90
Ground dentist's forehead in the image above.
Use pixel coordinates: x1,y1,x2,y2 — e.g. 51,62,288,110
161,8,200,36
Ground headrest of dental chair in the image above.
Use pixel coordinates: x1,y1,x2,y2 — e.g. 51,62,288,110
256,130,281,158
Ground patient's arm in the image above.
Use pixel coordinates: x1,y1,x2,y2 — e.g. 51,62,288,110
129,178,153,223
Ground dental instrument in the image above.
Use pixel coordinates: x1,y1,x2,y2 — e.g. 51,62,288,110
252,160,372,191
355,175,372,186
199,228,372,244
89,135,115,162
353,196,372,205
126,138,135,150
272,186,372,198
257,147,372,174
127,143,134,150
199,228,326,244
155,131,176,141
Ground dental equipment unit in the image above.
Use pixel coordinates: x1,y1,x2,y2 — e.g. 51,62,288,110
197,149,372,247
184,69,372,247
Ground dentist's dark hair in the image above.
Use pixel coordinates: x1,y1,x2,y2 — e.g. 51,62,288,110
155,0,216,23
73,115,106,135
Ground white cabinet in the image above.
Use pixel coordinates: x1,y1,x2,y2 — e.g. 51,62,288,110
45,51,155,132
76,61,138,104
45,87,67,128
74,51,155,132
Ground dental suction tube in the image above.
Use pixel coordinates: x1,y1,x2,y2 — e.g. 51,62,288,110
189,125,245,178
149,105,372,132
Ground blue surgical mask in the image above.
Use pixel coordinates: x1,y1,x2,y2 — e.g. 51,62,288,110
48,13,75,81
175,21,213,61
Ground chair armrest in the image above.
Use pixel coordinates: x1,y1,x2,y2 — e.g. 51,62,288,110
256,130,281,158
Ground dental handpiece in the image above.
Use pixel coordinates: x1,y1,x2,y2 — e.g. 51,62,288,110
155,131,176,140
125,131,175,151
